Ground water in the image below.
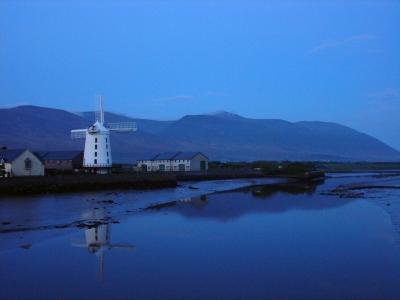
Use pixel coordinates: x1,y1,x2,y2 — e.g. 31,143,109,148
1,175,400,299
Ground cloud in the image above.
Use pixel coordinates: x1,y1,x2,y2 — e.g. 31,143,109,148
157,95,195,102
347,87,400,150
368,88,400,101
0,101,30,108
152,91,228,104
206,91,228,97
310,34,375,54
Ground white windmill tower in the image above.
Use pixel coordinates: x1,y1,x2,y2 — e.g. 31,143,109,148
72,209,135,281
71,96,137,173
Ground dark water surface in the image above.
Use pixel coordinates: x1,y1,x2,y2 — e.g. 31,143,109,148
1,175,400,299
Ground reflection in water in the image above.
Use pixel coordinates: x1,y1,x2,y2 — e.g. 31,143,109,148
147,180,357,221
72,209,134,280
363,187,400,245
250,181,322,197
3,176,400,299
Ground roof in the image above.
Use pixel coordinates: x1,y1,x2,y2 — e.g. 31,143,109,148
154,152,181,160
0,149,28,163
38,151,83,160
174,152,208,160
137,154,157,161
140,151,208,161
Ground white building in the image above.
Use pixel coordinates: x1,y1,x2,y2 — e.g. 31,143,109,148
0,149,44,177
138,152,209,172
71,96,136,173
82,121,112,168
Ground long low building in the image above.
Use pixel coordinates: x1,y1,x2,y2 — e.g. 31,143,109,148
37,151,83,172
138,152,209,172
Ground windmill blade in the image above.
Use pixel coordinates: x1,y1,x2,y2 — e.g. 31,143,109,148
95,95,105,124
107,122,137,132
71,129,87,139
71,243,88,248
109,243,135,250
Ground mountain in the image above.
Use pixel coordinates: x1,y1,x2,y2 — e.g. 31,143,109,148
0,105,87,150
79,111,173,135
1,105,399,162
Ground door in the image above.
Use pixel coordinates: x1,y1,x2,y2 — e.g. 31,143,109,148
200,160,206,171
179,164,185,171
159,164,165,172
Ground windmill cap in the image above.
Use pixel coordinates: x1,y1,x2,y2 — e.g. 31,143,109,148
88,121,109,133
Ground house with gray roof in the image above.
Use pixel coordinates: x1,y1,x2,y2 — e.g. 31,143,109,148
0,149,44,177
137,152,208,172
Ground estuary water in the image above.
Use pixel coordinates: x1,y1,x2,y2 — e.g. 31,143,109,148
1,174,400,300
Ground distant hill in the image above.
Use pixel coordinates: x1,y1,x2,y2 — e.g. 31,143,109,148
1,105,399,162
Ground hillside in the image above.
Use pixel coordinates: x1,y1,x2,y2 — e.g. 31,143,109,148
1,106,399,162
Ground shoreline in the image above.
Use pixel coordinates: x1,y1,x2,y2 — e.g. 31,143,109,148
1,173,398,251
0,177,285,237
0,173,177,196
0,170,325,196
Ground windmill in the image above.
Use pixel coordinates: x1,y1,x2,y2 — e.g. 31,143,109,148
71,96,137,173
72,209,135,281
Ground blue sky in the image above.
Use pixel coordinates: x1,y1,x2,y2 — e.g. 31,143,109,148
0,0,399,149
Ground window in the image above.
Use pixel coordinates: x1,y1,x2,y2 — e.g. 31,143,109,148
107,152,109,157
107,159,109,164
106,138,108,143
95,138,98,143
94,159,97,164
24,158,32,170
95,144,97,150
94,152,97,157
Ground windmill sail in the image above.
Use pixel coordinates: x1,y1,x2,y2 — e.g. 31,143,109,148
95,95,105,125
107,122,137,132
71,129,87,139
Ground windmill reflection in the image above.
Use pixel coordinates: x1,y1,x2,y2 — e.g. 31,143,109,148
72,209,134,281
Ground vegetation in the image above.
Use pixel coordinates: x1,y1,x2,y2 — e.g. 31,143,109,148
210,160,400,175
209,160,317,175
315,162,400,172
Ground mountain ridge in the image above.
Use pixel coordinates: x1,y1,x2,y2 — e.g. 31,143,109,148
1,105,399,162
